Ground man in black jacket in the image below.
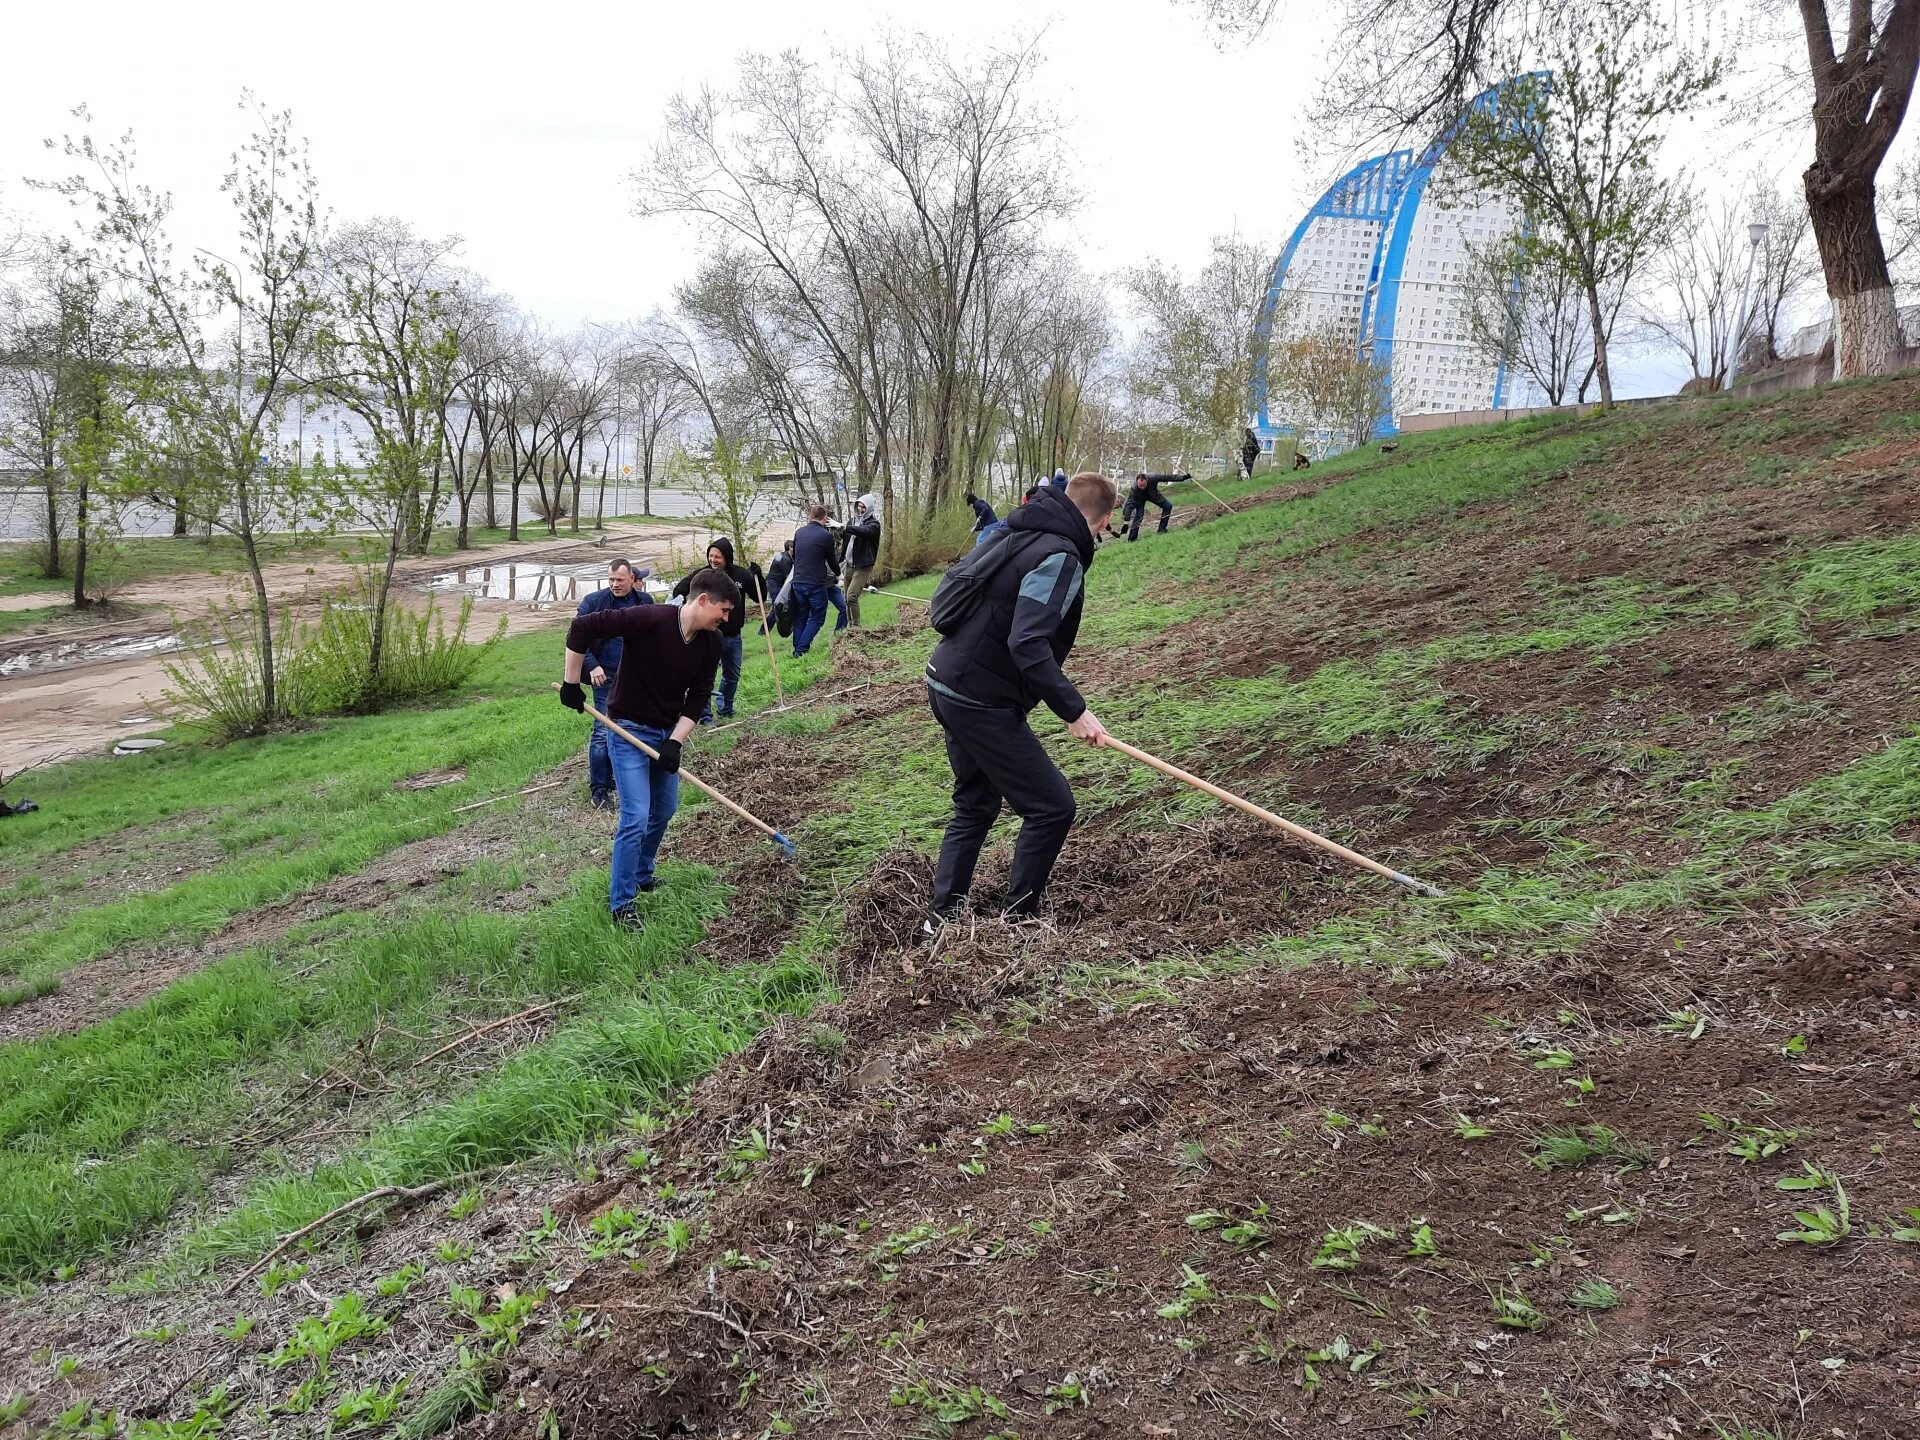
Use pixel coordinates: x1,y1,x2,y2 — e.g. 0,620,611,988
1122,471,1188,541
671,537,765,720
923,473,1117,926
789,505,839,656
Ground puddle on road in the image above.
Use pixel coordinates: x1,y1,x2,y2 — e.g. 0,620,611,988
425,560,664,607
1,633,184,678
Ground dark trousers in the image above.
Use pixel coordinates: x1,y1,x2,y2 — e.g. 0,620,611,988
928,689,1076,917
1124,494,1172,540
703,634,743,719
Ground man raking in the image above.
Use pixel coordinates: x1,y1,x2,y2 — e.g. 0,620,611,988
922,472,1118,931
561,567,743,931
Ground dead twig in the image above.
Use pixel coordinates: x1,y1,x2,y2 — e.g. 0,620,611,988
224,1181,447,1295
414,995,581,1068
451,778,568,815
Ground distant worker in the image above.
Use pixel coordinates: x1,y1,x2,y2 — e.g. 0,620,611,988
1122,471,1188,541
574,558,653,810
923,472,1118,929
839,493,882,626
761,538,795,636
670,537,764,721
1050,465,1069,489
789,504,839,657
966,490,997,548
1241,428,1261,479
975,484,1039,550
561,567,742,928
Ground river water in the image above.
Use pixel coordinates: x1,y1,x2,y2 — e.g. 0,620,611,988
0,483,800,543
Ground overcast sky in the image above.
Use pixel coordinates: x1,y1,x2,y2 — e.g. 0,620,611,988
0,0,1866,400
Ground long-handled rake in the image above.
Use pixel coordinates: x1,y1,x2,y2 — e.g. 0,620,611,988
1096,733,1444,898
865,585,927,603
557,686,798,859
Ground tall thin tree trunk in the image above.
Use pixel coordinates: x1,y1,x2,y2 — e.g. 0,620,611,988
71,479,89,609
369,516,404,702
40,477,62,578
1584,282,1614,405
235,480,276,721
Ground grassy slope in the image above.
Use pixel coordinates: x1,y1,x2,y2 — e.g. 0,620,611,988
1,381,1916,1436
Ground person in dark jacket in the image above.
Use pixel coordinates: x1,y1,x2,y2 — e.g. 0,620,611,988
966,490,997,547
1241,428,1261,479
922,474,1117,927
760,539,794,635
839,492,882,625
671,537,765,721
561,567,742,928
1122,471,1189,541
574,559,654,809
789,505,839,656
1049,466,1069,489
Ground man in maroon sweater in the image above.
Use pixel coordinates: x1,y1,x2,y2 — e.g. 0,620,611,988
561,568,743,928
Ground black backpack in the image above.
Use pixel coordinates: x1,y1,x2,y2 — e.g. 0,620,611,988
928,530,1039,636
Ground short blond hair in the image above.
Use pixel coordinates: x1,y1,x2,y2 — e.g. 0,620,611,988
1066,471,1117,518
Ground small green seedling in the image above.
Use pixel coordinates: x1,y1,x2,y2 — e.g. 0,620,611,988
1406,1221,1439,1258
1526,1124,1647,1172
1452,1114,1493,1140
258,1259,307,1298
331,1380,408,1430
1777,1163,1851,1245
1312,1221,1396,1272
375,1262,427,1298
1658,1008,1708,1040
1490,1288,1546,1331
1569,1279,1620,1311
1530,1047,1578,1070
1699,1113,1799,1163
1043,1375,1091,1414
1563,1075,1596,1105
434,1238,475,1265
1155,1264,1219,1320
447,1188,482,1222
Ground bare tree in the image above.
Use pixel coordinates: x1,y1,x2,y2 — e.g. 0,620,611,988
1744,171,1821,367
1125,233,1277,467
1270,323,1394,456
1638,191,1752,390
1459,228,1595,404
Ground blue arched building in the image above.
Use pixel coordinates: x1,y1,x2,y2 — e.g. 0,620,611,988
1252,80,1536,447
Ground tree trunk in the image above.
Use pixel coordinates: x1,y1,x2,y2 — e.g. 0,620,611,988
40,477,62,579
1805,168,1903,378
1584,282,1615,406
71,479,89,609
368,517,403,703
235,483,276,722
509,479,521,541
172,487,188,537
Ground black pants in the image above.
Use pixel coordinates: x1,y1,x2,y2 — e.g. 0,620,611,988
1124,494,1172,540
928,689,1076,917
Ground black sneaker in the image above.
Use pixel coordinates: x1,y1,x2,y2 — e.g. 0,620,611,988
716,709,736,721
636,879,658,894
590,790,614,812
611,906,644,933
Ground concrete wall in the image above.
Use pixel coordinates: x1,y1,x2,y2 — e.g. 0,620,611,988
1397,394,1673,434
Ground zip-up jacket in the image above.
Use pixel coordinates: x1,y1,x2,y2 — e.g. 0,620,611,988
841,503,881,570
573,585,652,676
968,496,997,532
1125,473,1189,507
765,551,794,598
791,521,838,586
924,485,1094,722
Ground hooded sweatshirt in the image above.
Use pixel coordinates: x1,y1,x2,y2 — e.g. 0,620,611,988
669,536,764,638
841,493,881,570
923,485,1095,722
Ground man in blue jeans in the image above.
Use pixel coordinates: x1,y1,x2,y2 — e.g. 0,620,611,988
573,559,652,810
788,503,840,657
561,568,741,930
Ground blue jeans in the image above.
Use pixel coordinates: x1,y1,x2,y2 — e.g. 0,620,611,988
588,681,615,794
829,586,850,630
790,583,831,655
606,722,680,913
704,634,743,718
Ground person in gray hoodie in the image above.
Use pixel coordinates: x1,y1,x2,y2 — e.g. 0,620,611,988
839,492,882,625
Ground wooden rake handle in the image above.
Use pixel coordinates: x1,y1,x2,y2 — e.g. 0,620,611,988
556,686,793,853
1096,733,1443,898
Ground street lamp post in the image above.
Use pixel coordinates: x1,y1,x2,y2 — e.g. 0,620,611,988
1726,222,1770,389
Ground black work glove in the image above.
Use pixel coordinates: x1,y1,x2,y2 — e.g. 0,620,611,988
1179,472,1192,480
653,737,682,774
559,681,586,713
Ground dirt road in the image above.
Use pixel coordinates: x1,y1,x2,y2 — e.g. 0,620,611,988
0,519,789,775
